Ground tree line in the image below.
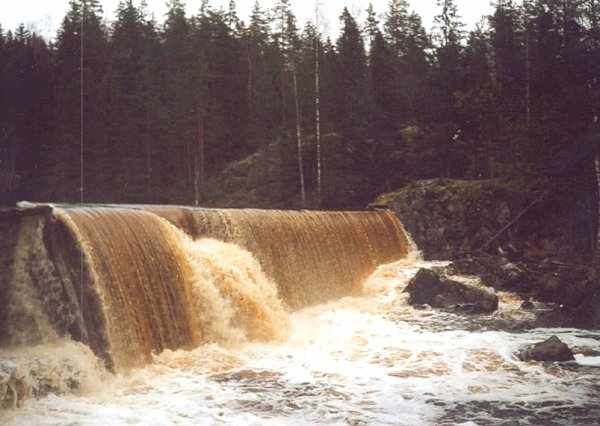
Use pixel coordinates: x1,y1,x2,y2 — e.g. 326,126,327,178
1,0,599,208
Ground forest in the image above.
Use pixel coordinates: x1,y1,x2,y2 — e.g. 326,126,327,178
0,0,599,210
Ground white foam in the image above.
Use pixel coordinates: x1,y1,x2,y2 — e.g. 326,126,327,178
3,260,600,425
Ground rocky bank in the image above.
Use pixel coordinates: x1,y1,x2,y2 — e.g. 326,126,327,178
376,178,600,328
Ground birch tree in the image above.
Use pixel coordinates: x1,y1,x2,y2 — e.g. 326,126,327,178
315,0,323,207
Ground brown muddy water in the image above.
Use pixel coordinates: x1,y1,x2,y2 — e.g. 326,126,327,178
1,206,599,425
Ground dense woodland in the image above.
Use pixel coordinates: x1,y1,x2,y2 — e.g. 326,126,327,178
1,0,600,209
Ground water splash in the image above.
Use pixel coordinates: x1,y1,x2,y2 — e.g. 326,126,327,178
2,259,600,425
179,233,290,346
2,205,407,373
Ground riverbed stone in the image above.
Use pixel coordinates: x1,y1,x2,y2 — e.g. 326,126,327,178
518,336,575,362
404,268,499,314
0,360,30,409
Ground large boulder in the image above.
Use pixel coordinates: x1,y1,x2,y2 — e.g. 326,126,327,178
404,268,499,314
518,336,575,362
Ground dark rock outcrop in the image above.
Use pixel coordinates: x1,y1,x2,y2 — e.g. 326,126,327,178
375,178,589,261
518,336,575,362
449,256,528,291
404,268,499,314
450,255,594,308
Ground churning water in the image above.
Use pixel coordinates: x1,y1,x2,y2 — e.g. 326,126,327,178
2,258,600,425
1,206,599,425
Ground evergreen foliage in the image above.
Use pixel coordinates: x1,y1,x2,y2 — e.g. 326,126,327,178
0,0,598,209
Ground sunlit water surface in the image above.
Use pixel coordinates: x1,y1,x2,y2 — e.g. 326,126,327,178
2,260,600,426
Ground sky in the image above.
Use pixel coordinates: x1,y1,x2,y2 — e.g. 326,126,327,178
0,0,493,40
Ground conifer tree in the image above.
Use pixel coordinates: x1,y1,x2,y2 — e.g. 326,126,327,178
54,0,108,201
382,0,430,127
108,0,162,201
365,3,380,45
336,8,369,150
162,0,195,202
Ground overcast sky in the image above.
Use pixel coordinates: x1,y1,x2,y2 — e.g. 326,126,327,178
0,0,493,40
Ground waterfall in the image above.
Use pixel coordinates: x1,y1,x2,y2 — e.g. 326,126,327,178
0,205,410,371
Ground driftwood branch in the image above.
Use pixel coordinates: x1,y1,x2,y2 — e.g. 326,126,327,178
480,188,549,252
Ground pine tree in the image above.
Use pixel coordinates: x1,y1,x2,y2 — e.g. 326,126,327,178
384,0,410,56
53,0,109,201
433,0,465,123
460,26,496,177
272,0,296,131
431,0,466,177
365,3,380,45
245,1,277,147
369,30,394,132
161,0,195,203
108,0,162,201
382,0,430,127
490,0,526,169
336,8,369,150
403,12,430,122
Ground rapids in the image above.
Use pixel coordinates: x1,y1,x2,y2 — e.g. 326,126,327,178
2,260,600,425
1,205,600,424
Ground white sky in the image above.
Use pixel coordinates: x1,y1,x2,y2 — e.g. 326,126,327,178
0,0,493,40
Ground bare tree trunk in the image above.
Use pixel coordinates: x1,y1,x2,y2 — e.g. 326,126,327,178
488,137,494,179
194,133,199,207
280,9,287,130
595,152,600,263
292,68,306,208
315,2,322,208
145,110,152,202
247,41,254,117
525,31,531,135
200,116,205,201
194,113,205,207
186,137,193,202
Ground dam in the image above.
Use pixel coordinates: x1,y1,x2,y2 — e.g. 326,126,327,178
1,204,600,425
0,204,410,371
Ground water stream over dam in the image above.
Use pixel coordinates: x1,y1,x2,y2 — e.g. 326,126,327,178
0,205,409,371
1,205,600,424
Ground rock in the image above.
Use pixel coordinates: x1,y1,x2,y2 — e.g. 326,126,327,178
520,299,534,310
376,178,593,264
449,256,528,291
374,179,531,260
413,304,432,311
518,336,575,362
0,360,30,409
404,268,498,314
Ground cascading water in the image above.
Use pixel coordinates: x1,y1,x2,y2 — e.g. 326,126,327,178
0,204,409,371
179,235,290,345
144,207,409,308
2,204,600,425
